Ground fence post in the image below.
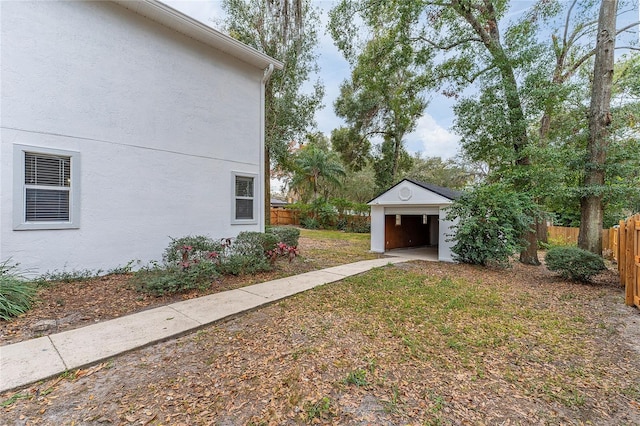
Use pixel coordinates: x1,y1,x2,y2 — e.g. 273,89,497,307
619,219,626,286
611,227,617,262
625,217,635,306
633,216,640,308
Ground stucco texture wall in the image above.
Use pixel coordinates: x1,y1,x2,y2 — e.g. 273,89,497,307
1,1,265,274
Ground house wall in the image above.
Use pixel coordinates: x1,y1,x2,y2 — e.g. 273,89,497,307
1,1,264,275
370,205,385,253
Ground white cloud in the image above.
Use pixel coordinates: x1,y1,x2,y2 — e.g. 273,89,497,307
407,114,461,160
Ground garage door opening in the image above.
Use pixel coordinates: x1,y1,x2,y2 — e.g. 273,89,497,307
384,214,439,250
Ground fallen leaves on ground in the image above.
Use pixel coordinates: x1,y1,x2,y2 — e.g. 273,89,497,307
1,233,639,425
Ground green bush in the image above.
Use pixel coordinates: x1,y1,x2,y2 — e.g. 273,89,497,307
446,184,537,268
233,232,278,256
217,254,271,276
345,216,370,233
300,216,319,229
163,235,223,264
266,226,300,247
133,260,220,296
545,246,606,282
135,232,286,295
0,261,37,320
311,199,338,229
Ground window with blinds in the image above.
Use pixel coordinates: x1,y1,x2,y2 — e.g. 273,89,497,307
235,175,254,220
24,152,71,222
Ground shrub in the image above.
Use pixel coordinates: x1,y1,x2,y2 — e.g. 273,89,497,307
0,261,37,320
300,216,319,229
266,226,300,247
345,216,370,233
545,246,606,282
446,184,537,268
133,260,220,296
233,232,278,257
311,199,338,229
163,235,223,264
217,254,271,276
135,231,293,294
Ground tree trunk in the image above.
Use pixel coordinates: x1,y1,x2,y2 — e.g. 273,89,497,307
391,135,402,182
536,217,548,244
519,227,541,265
578,0,617,255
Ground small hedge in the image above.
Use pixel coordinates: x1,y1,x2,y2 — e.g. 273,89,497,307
163,235,224,264
545,246,606,282
135,231,296,295
266,226,300,247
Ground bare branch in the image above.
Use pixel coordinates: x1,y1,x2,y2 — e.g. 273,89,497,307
616,21,640,35
562,0,578,47
616,46,640,51
560,48,596,82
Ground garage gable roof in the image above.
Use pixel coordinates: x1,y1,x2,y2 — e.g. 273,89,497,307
368,179,461,205
403,179,461,200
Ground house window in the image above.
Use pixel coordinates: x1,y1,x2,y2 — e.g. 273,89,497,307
232,172,257,223
14,145,80,230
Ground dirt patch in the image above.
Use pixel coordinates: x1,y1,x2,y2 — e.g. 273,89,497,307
1,239,639,425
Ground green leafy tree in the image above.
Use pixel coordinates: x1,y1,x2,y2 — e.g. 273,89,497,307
332,27,428,192
330,127,371,172
330,0,547,264
289,144,346,202
403,155,475,190
223,0,324,224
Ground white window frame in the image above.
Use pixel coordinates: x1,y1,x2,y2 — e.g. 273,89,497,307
231,171,257,224
13,144,81,230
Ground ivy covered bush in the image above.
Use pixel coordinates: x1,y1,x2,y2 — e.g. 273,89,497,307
446,184,536,268
545,246,606,282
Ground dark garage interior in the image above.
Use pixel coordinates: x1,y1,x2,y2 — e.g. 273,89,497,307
384,214,439,250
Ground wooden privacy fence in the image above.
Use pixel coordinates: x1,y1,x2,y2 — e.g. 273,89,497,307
270,208,300,226
547,226,611,249
548,226,580,245
607,214,640,308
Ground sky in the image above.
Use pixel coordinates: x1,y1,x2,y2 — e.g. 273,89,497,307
163,1,639,161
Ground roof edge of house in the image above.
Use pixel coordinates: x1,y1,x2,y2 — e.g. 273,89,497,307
111,0,284,70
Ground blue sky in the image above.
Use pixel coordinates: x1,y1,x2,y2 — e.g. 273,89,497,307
164,0,639,161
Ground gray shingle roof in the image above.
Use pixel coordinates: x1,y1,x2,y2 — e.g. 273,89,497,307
369,178,461,203
403,179,461,200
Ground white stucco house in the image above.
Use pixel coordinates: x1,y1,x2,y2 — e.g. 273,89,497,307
0,0,283,275
368,179,460,262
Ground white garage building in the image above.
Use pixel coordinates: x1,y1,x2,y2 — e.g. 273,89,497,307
368,179,460,262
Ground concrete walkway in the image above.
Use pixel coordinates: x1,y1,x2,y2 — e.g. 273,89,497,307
0,257,413,393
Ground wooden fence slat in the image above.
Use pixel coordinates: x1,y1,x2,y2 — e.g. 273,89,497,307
619,221,626,286
634,217,640,308
604,214,639,308
625,217,635,306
